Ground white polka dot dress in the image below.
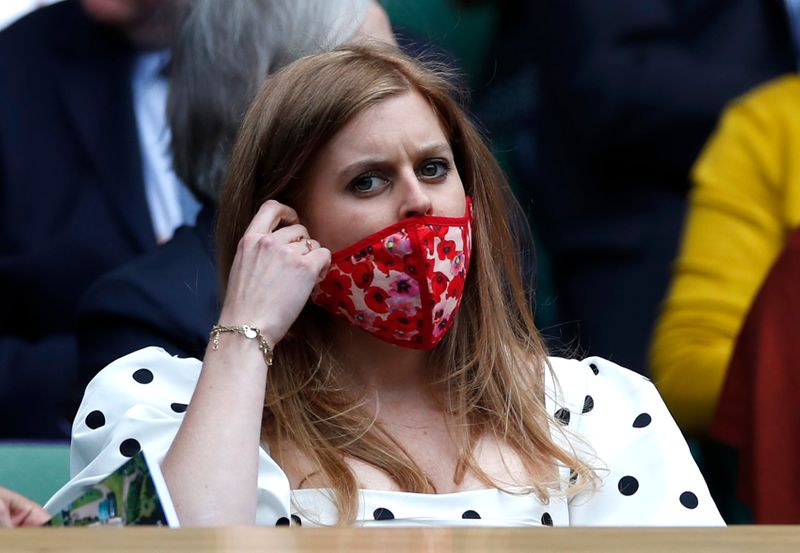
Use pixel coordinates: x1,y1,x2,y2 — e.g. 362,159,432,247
45,348,724,527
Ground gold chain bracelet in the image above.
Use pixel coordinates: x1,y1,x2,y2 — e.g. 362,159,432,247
209,324,274,367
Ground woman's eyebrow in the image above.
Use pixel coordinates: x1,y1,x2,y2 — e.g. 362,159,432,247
416,141,453,158
337,158,390,179
337,142,454,178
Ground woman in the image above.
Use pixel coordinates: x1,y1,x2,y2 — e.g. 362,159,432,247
49,45,722,527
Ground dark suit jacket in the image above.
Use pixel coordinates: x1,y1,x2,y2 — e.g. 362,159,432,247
527,0,795,372
76,207,219,407
0,1,156,437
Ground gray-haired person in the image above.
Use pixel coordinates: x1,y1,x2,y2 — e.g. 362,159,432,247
170,0,394,206
72,0,394,405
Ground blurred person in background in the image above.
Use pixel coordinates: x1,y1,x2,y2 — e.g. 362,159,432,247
651,75,800,438
0,0,194,439
650,0,800,442
653,74,800,523
527,0,795,376
0,0,62,31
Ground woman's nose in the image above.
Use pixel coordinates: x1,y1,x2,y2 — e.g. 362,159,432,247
399,177,432,218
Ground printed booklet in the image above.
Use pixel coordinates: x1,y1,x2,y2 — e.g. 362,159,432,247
45,450,179,527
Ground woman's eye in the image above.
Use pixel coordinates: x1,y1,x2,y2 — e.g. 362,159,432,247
419,160,449,179
350,174,387,194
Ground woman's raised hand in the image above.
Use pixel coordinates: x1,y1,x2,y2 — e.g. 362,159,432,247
218,200,331,348
164,200,328,525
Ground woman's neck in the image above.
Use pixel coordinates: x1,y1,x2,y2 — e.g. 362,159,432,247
331,323,432,397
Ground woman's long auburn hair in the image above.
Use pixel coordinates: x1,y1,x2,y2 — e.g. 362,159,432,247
217,44,595,524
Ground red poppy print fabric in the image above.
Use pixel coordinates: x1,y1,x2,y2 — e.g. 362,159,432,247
311,198,472,349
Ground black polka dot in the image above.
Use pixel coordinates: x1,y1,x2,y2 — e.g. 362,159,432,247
618,476,639,496
119,438,141,458
582,395,594,414
171,403,188,413
275,517,290,526
462,510,481,519
680,491,699,509
569,469,578,485
633,413,652,428
589,363,599,375
373,507,394,520
132,368,153,384
541,512,553,526
554,408,571,426
85,410,105,429
291,514,302,526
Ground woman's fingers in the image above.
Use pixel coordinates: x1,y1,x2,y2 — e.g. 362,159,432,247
243,199,300,235
221,199,331,346
242,202,319,253
272,223,311,246
284,237,323,255
0,487,49,527
308,244,332,281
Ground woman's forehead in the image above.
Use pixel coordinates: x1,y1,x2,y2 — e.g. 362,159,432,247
313,91,453,167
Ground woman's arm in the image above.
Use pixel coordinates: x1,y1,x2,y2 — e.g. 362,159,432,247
161,200,330,526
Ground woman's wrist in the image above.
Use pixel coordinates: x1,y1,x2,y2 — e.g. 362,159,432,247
209,324,274,367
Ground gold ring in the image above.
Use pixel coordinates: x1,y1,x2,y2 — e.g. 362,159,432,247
305,239,313,252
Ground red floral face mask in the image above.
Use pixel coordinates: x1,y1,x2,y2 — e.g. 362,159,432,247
310,198,472,349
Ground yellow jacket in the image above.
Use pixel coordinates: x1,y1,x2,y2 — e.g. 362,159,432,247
650,75,800,436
